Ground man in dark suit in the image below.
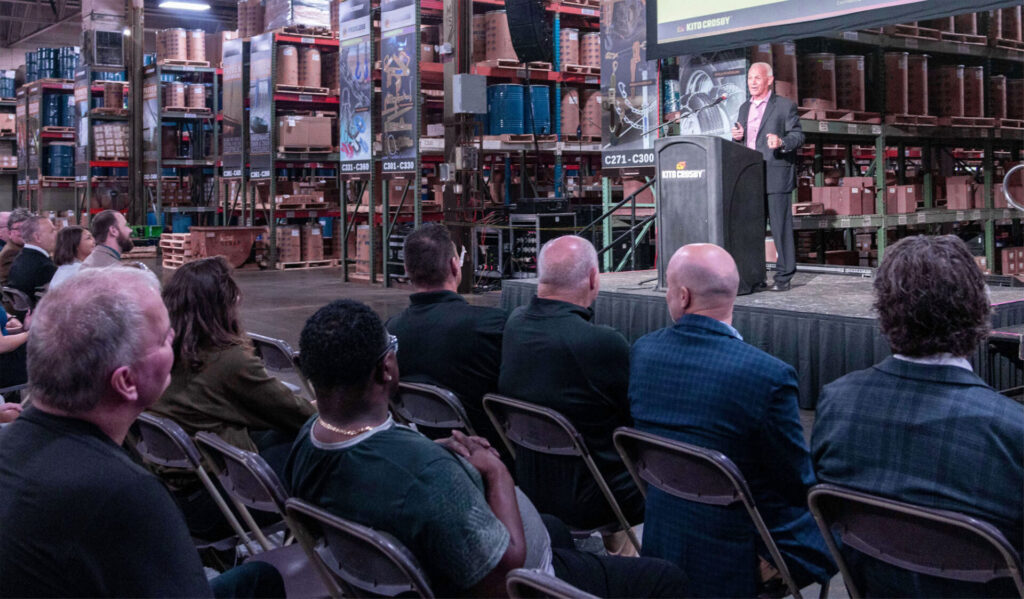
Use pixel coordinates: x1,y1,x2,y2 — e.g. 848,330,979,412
630,243,835,597
812,235,1024,598
732,62,804,291
386,223,507,451
7,215,57,312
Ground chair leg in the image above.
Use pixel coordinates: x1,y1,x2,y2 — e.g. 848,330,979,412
196,466,261,556
817,579,830,599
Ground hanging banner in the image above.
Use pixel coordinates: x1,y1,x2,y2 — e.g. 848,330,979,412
222,38,246,178
380,0,418,174
673,50,747,141
601,0,659,172
338,0,373,174
249,32,273,179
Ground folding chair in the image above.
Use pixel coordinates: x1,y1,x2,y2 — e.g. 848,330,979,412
285,497,435,598
194,432,336,599
481,393,641,553
248,332,316,400
612,426,819,599
132,412,260,555
808,483,1024,599
506,568,598,599
390,381,476,439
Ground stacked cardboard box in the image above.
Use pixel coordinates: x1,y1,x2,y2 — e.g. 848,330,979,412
264,0,330,31
945,175,982,210
1002,247,1024,275
276,114,332,150
93,123,129,160
886,184,921,214
301,222,324,261
237,0,265,37
275,224,302,262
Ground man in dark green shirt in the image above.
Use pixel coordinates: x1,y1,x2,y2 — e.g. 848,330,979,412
386,223,506,450
287,299,687,598
499,235,642,535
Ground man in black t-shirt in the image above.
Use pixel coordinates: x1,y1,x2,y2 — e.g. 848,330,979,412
387,223,506,449
0,267,282,598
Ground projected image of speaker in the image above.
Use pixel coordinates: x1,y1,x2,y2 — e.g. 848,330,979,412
655,136,766,295
505,0,553,64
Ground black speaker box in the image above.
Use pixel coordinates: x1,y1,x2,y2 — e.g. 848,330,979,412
655,136,766,295
505,0,553,64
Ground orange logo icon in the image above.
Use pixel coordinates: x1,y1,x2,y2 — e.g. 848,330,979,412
675,161,687,170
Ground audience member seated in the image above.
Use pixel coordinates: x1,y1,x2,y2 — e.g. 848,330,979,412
149,256,316,538
285,299,688,598
0,266,285,597
0,304,28,391
81,209,135,269
386,223,506,448
498,235,642,547
6,215,57,312
0,208,31,285
630,243,836,597
0,211,9,252
48,225,95,289
812,235,1024,598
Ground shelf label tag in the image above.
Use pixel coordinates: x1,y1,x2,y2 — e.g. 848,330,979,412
840,218,850,228
301,37,314,44
861,216,872,226
842,31,858,40
818,121,829,132
898,215,908,225
871,125,882,134
847,124,858,134
956,211,965,221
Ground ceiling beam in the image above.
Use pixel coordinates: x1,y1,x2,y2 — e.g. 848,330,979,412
4,8,79,47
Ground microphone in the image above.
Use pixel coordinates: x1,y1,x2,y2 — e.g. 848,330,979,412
640,93,730,137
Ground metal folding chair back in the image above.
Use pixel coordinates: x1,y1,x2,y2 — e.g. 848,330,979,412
391,382,476,438
285,497,435,598
613,426,805,599
132,413,259,554
807,483,1024,599
248,332,316,399
506,568,598,599
482,393,641,552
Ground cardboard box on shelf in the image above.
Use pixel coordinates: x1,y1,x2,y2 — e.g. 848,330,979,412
886,185,920,214
301,222,323,261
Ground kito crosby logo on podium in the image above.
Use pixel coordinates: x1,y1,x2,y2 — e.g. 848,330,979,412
663,161,705,179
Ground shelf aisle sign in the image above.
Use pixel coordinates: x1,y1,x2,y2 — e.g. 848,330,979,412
223,39,245,178
380,0,419,174
601,0,659,172
249,32,273,180
338,0,373,175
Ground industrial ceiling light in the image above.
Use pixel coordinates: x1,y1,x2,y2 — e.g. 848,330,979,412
157,0,211,10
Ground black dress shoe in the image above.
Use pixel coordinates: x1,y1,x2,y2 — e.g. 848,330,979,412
768,281,791,292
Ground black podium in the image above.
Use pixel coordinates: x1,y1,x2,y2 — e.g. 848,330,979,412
655,136,766,295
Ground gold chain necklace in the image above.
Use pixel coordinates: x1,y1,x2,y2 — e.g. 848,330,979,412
316,417,381,436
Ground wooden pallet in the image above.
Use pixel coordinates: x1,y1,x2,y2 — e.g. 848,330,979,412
123,247,158,259
274,259,337,270
477,58,523,70
30,78,73,86
940,31,987,45
275,201,333,210
562,134,600,143
563,63,599,76
991,37,1024,51
274,84,330,95
39,176,74,184
94,156,130,162
817,109,882,124
500,134,536,143
883,23,941,40
998,118,1024,129
792,202,824,215
157,59,211,68
41,126,74,134
164,106,213,114
937,116,997,128
277,145,333,154
276,24,335,39
91,107,129,116
561,0,600,7
885,114,939,126
525,61,553,71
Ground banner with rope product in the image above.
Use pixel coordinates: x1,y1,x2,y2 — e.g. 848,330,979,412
338,0,372,174
380,0,419,174
600,0,660,172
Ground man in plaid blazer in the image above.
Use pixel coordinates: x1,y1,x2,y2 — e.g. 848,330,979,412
812,235,1024,597
629,244,835,597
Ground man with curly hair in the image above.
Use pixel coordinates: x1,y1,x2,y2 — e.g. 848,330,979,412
812,234,1024,598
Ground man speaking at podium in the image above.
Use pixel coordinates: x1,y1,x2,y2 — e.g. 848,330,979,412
732,62,804,292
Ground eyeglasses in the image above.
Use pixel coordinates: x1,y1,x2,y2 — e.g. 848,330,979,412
376,333,398,363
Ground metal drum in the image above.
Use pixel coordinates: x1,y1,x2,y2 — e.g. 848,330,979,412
187,29,206,62
165,81,186,108
187,84,206,109
835,55,865,112
298,46,321,88
580,32,600,69
276,44,299,87
42,92,62,127
525,84,551,135
60,95,75,127
799,52,836,109
487,84,524,135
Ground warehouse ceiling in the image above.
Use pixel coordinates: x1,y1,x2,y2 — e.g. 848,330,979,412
0,0,237,48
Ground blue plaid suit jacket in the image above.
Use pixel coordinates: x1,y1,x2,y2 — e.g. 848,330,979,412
812,356,1024,597
630,314,835,597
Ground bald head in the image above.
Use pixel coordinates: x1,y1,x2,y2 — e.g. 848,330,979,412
665,243,739,322
537,235,600,307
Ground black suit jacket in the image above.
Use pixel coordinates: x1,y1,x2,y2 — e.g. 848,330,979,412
7,247,56,308
736,93,804,194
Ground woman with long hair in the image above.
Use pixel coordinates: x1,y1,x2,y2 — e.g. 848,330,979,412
150,256,316,538
47,226,94,289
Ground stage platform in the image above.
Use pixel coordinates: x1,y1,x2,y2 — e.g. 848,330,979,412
501,270,1024,408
